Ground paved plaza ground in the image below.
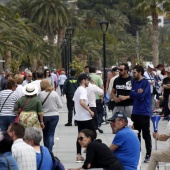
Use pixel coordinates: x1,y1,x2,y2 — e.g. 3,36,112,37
53,91,170,170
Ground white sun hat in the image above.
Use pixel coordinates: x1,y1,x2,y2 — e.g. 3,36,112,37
148,64,154,69
23,83,38,96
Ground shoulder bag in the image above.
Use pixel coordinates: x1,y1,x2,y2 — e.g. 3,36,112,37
42,91,52,105
14,97,30,123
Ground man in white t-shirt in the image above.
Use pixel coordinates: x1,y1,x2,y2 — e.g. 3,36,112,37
147,121,170,170
31,70,44,95
73,73,96,163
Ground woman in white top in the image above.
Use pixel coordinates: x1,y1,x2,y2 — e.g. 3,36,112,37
38,79,63,151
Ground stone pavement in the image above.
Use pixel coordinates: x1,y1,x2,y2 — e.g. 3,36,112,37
53,93,170,170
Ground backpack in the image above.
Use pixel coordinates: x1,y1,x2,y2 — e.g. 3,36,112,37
48,150,65,170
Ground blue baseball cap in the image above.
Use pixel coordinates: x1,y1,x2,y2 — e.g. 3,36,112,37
107,112,128,122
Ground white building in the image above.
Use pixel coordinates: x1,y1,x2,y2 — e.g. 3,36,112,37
147,16,170,27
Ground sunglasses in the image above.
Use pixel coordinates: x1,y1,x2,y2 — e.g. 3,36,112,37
28,76,32,77
77,136,86,141
118,69,124,72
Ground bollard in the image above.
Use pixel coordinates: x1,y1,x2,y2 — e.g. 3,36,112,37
151,115,161,170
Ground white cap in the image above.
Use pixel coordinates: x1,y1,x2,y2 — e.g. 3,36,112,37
148,64,154,69
96,70,102,74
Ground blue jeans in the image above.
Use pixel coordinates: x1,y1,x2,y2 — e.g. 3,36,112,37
0,116,16,131
43,116,59,151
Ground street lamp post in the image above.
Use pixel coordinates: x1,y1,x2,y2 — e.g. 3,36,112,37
100,19,109,94
66,26,74,63
63,38,69,76
61,44,65,68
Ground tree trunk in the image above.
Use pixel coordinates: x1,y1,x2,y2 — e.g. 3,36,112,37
57,27,65,47
130,55,136,68
48,33,55,46
0,55,4,71
37,59,44,70
31,59,37,71
5,51,11,69
151,5,159,66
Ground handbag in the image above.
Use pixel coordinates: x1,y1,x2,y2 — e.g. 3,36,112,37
0,92,13,113
14,97,30,122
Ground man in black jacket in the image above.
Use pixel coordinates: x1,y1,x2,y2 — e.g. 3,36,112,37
63,69,78,126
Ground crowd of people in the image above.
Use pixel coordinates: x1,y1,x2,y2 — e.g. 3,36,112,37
0,63,170,170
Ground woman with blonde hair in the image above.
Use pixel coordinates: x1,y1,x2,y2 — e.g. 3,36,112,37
38,79,63,150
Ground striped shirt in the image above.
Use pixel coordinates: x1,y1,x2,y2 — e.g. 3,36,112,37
0,89,19,116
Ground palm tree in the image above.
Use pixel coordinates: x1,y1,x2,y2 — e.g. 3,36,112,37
30,0,70,46
73,35,101,64
159,26,170,64
97,8,129,29
7,0,33,18
0,4,58,70
135,0,170,66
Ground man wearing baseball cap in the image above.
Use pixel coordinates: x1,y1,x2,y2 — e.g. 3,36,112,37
73,73,96,162
108,111,140,170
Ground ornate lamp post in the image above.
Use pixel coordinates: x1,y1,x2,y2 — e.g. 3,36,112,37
65,26,74,63
100,19,109,93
